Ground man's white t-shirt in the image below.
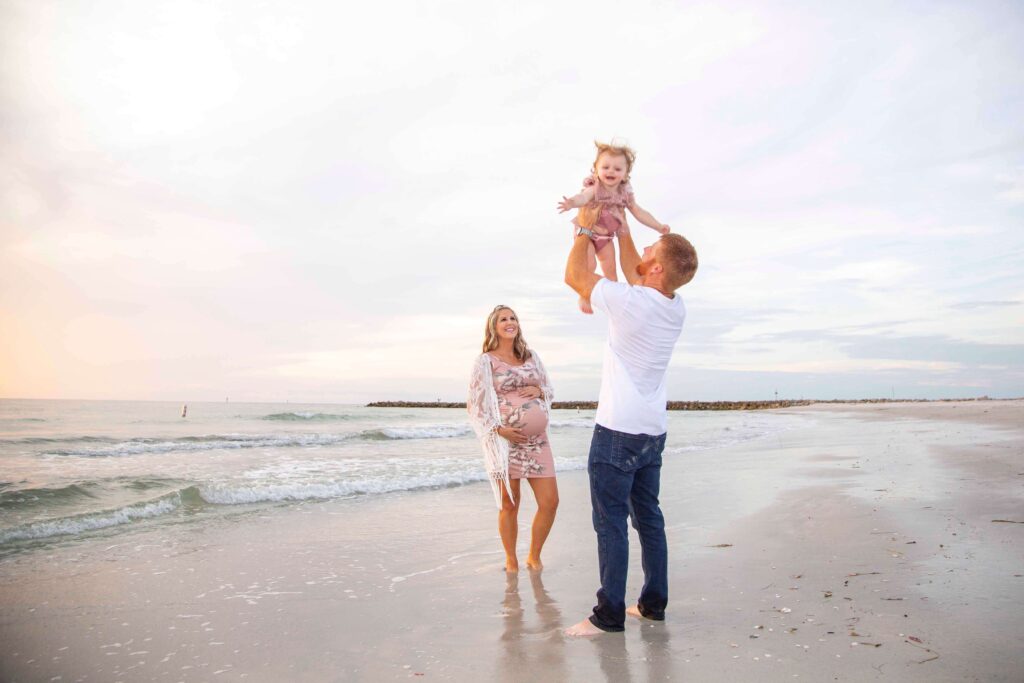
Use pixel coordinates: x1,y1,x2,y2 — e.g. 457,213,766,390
590,278,686,436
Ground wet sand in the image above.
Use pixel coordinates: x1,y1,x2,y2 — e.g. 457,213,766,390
1,400,1021,681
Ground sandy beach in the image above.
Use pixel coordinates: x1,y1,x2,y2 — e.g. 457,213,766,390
1,400,1021,682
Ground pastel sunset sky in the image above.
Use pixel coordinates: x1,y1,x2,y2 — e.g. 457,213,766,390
2,0,1022,403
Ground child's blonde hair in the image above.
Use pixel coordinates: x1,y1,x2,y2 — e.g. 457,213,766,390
592,140,637,181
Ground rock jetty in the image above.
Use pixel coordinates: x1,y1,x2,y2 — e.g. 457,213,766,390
367,400,815,410
367,397,1002,411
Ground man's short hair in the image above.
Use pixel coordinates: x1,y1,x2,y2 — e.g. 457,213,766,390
658,234,698,291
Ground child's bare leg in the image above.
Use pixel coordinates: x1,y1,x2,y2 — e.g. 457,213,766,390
596,242,618,282
578,242,598,315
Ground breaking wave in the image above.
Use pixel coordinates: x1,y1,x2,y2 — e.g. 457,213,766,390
42,425,475,457
0,494,183,543
261,412,357,422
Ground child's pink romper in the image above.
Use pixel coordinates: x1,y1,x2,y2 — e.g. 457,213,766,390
571,175,635,252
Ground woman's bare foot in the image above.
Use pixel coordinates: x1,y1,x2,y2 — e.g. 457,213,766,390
505,556,519,573
565,617,605,637
525,555,543,571
578,297,593,315
626,605,643,619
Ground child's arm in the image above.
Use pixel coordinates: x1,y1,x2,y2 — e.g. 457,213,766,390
627,202,670,234
557,185,596,213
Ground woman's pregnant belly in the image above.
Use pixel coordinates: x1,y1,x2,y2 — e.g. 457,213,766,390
501,396,549,438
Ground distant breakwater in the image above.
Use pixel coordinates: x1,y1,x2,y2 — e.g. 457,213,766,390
366,397,1002,411
367,400,816,411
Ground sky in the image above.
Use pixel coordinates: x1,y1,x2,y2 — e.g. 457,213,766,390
1,0,1022,403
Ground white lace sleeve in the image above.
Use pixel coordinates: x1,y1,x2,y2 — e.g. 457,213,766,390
530,351,555,416
467,354,513,509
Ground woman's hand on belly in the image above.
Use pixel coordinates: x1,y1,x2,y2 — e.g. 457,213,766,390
497,426,528,444
517,386,542,400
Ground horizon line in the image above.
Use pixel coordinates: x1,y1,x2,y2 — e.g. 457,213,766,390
2,395,1020,405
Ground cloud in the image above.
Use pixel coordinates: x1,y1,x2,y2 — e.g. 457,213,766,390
664,364,1023,401
996,166,1024,203
741,328,1024,366
2,0,1023,401
839,334,1024,366
950,300,1022,310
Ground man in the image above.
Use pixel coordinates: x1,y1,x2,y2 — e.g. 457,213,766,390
563,222,698,636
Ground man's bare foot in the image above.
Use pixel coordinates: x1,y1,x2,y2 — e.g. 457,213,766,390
578,297,593,315
626,605,662,621
565,618,606,637
525,555,543,571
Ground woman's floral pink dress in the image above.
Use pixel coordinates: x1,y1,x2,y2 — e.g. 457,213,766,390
489,354,555,478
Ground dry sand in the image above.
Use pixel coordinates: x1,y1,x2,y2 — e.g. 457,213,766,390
1,400,1021,681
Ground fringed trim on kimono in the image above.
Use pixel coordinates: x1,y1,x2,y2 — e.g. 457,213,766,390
466,351,555,508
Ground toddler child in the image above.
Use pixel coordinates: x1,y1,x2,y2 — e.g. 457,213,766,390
557,141,670,313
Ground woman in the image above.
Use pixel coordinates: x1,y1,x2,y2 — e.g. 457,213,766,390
467,305,559,572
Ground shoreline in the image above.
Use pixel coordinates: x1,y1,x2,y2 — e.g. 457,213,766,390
1,400,1021,681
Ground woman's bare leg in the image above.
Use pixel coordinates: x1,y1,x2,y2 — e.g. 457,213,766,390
525,477,559,570
499,479,522,572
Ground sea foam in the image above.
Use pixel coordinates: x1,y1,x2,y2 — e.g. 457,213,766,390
44,425,475,457
364,425,473,440
198,472,482,505
0,494,181,543
261,412,357,422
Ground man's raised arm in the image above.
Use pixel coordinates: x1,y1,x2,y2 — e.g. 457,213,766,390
618,225,642,286
565,233,602,303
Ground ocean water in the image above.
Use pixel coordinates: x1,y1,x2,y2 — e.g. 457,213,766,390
0,399,804,555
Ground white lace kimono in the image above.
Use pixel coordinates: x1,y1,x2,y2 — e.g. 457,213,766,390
466,351,555,508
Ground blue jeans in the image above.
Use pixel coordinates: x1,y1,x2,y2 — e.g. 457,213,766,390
587,424,668,632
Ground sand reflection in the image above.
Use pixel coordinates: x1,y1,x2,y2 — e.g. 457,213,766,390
637,617,672,680
592,634,633,683
498,571,566,681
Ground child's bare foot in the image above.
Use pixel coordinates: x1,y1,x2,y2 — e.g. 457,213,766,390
565,618,606,637
578,297,593,315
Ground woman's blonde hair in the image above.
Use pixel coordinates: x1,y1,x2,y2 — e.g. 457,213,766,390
482,305,529,361
592,139,637,181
